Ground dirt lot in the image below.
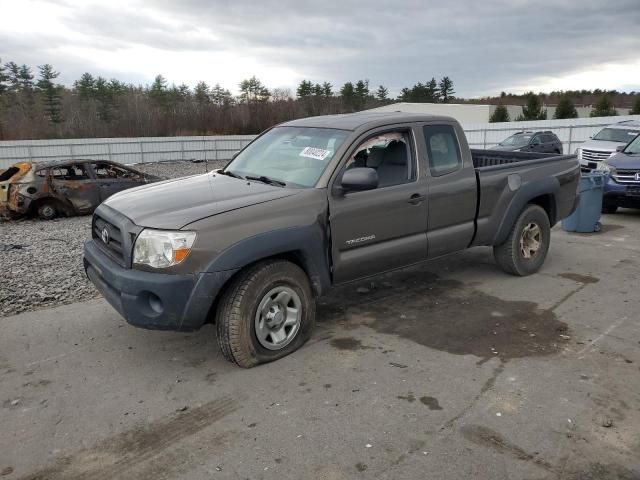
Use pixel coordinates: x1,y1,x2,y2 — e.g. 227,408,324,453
1,208,639,479
0,160,225,317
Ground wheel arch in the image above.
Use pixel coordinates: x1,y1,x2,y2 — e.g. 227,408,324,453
205,223,330,302
492,177,559,246
28,195,73,217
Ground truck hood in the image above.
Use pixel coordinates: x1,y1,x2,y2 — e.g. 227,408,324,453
607,152,640,169
104,172,300,229
580,139,627,153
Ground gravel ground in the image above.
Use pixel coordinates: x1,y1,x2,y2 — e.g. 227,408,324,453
0,160,226,317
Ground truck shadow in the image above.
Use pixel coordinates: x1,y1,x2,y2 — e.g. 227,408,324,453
317,263,569,364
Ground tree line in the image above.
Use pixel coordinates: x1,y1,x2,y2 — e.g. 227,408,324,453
488,91,638,123
1,58,638,139
0,59,463,140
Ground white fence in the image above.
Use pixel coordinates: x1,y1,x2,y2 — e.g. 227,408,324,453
462,115,640,153
1,115,639,169
0,135,255,170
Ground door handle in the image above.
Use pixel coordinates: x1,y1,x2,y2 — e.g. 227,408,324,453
408,193,426,205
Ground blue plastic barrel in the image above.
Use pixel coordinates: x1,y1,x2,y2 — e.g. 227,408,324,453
561,172,606,233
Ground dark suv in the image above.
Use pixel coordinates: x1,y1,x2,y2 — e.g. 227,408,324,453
494,131,563,154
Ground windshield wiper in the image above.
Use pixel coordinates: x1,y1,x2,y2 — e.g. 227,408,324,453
245,175,286,187
219,169,244,180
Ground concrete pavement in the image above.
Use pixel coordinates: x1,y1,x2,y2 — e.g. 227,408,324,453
1,210,639,479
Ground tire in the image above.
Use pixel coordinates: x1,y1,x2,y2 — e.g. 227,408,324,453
493,204,551,276
37,201,58,220
216,260,315,368
602,203,618,214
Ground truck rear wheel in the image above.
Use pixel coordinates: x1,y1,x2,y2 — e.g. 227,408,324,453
493,204,550,276
602,203,618,214
216,260,315,368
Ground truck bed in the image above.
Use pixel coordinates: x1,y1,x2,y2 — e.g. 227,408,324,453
471,149,575,169
470,149,580,247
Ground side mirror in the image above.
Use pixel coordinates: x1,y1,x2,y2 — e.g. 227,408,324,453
616,145,625,152
340,167,378,192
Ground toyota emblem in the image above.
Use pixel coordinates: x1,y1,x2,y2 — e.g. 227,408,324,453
101,227,110,244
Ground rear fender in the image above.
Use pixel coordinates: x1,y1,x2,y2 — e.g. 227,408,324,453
492,177,559,246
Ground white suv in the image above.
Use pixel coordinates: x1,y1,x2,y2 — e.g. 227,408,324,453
578,120,640,171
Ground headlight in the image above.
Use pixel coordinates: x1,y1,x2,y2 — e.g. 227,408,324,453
133,229,196,268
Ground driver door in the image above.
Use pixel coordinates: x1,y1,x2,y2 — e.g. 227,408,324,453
328,126,428,284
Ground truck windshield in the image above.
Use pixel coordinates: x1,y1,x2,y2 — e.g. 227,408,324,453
592,128,639,143
223,126,349,187
499,134,531,147
623,134,640,155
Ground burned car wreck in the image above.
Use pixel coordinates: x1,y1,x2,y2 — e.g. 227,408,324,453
0,159,161,220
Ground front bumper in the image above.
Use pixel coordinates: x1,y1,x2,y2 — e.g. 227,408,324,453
603,176,640,208
84,240,237,331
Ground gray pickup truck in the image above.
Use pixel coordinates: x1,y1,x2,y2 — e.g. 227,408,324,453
84,112,579,367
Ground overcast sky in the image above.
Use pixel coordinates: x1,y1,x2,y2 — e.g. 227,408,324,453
1,0,639,98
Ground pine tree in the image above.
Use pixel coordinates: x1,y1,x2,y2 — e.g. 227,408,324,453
149,74,168,107
313,83,324,97
517,92,547,120
94,76,117,121
398,87,411,101
354,79,369,109
340,82,356,110
630,97,640,115
0,59,8,95
590,96,617,117
4,62,20,91
376,85,389,102
239,76,270,104
438,76,455,103
553,94,578,119
296,80,313,98
194,81,210,105
36,64,62,124
18,65,34,91
75,73,96,99
426,77,438,102
322,82,333,97
489,105,510,122
211,84,233,106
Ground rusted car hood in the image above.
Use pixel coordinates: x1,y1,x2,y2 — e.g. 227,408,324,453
104,172,300,229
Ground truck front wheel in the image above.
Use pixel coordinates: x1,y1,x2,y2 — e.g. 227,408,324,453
493,204,551,276
216,260,316,368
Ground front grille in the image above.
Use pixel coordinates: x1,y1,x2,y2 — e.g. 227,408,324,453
93,214,125,264
612,169,640,185
581,149,611,162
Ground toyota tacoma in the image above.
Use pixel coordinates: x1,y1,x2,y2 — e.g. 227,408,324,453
84,112,580,367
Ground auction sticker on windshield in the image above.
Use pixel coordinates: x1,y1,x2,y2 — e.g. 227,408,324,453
300,147,332,161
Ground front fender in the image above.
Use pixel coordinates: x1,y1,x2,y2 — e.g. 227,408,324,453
206,223,331,296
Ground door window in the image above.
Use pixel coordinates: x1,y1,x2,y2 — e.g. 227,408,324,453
344,131,415,188
92,163,140,180
423,125,462,176
50,164,89,180
531,135,542,145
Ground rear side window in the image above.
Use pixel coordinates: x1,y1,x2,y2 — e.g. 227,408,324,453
50,164,89,180
423,125,462,176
